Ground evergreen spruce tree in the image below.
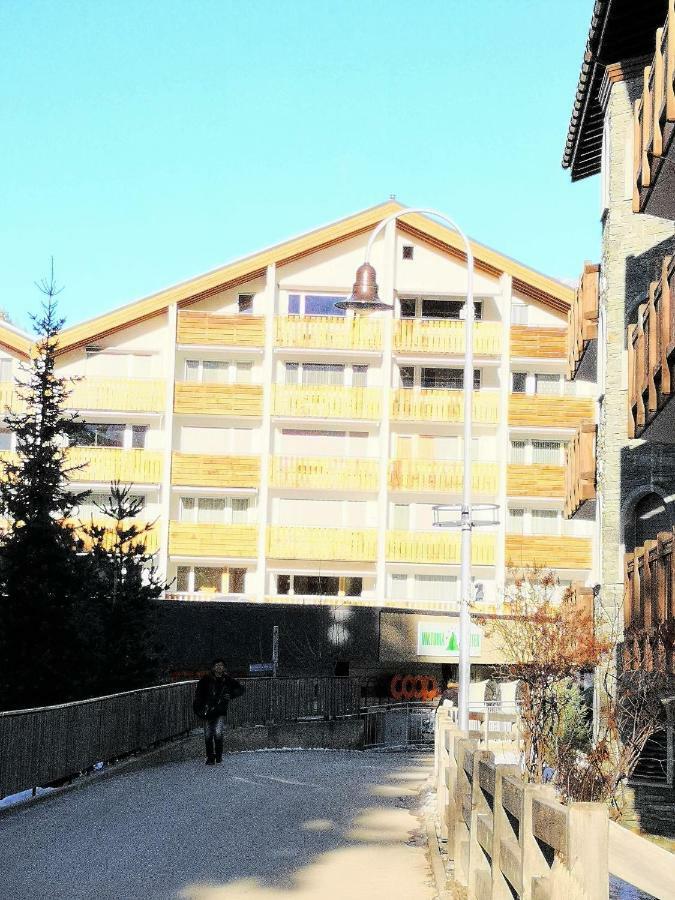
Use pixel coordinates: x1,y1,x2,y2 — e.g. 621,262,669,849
0,269,91,710
81,482,166,694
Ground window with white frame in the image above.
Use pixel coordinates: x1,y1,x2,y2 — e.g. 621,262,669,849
534,373,561,396
399,297,483,320
180,425,253,453
72,423,147,450
512,372,527,394
176,565,247,594
0,428,13,451
85,350,159,378
531,508,560,535
76,491,146,520
510,440,527,464
283,362,367,387
238,294,254,314
180,496,254,525
276,574,362,597
391,503,410,530
287,293,346,317
507,507,525,533
511,302,528,325
0,358,13,382
389,573,458,603
531,440,563,465
276,497,372,527
279,428,369,457
399,365,481,390
184,358,254,384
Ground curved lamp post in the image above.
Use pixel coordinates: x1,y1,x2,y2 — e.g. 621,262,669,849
337,207,477,732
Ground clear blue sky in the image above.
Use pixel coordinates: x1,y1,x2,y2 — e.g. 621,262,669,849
1,0,599,332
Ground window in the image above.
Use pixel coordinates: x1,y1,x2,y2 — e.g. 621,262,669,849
177,565,245,594
185,359,254,384
399,366,415,388
185,359,200,382
236,362,252,384
301,363,344,386
78,492,145,519
180,496,252,525
402,245,414,260
202,360,228,384
392,504,410,530
194,566,225,593
0,429,12,451
512,372,527,394
421,368,481,390
413,574,458,603
400,299,416,318
535,374,561,396
511,303,528,325
276,575,362,597
507,508,525,533
180,426,252,454
532,440,561,465
421,299,482,320
285,362,300,385
352,365,368,388
287,293,346,317
531,509,559,535
238,294,254,314
0,358,13,382
73,423,125,448
283,362,365,387
390,573,409,599
510,440,527,464
229,568,246,592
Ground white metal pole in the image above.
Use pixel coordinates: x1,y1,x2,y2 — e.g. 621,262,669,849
362,207,474,732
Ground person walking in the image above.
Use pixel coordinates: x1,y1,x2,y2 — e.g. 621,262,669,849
436,679,459,710
193,659,245,765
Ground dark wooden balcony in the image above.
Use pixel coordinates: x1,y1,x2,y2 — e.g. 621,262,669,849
564,423,597,518
567,263,599,380
624,530,675,673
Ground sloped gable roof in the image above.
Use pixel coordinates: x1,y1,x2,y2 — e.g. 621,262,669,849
4,202,575,356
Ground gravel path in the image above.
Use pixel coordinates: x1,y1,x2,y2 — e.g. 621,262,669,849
1,750,436,900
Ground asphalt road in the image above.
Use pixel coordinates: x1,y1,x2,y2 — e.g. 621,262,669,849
1,750,436,900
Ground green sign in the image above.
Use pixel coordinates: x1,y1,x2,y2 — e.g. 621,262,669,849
416,622,481,658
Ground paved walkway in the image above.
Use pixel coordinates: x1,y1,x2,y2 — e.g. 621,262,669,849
1,750,436,900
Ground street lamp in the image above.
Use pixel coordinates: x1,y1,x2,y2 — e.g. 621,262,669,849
337,207,481,732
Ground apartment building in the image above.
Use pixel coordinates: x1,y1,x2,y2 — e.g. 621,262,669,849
0,202,596,669
563,0,675,781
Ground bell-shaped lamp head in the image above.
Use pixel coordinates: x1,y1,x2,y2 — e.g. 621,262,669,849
335,262,393,311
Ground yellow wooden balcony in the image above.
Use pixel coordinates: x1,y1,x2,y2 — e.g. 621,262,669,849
389,460,498,495
72,519,160,553
394,319,501,356
269,456,379,491
66,447,163,484
266,525,377,561
169,522,258,557
390,389,499,423
634,2,675,216
0,382,20,412
177,311,265,347
510,326,567,359
507,464,565,498
275,316,382,351
386,531,496,565
564,423,596,518
508,395,595,429
171,453,260,488
505,535,592,570
69,378,166,413
272,385,381,420
174,383,263,417
567,263,600,379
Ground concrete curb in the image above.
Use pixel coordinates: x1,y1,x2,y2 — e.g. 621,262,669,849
422,776,454,900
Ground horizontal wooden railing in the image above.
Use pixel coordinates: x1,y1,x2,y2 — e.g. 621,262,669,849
177,311,265,347
72,518,161,552
628,254,675,437
506,464,565,498
174,383,263,417
69,378,166,413
272,384,381,419
389,459,499,495
394,319,501,356
269,456,379,491
0,682,197,800
267,525,377,561
624,530,675,673
171,453,260,488
505,534,592,569
567,262,600,378
434,713,610,897
66,447,164,484
386,531,496,565
391,389,500,423
509,325,566,359
275,316,382,350
564,423,596,517
634,1,675,215
168,522,258,557
508,394,595,428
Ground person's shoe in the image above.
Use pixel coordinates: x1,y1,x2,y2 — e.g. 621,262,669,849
215,755,223,764
205,757,216,765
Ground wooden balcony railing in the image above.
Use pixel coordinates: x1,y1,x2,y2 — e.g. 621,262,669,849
634,1,675,216
66,447,163,484
275,316,382,351
564,423,596,518
69,378,166,413
171,453,260,488
386,531,496,565
73,519,160,553
567,582,594,621
169,522,258,557
391,389,499,423
266,526,377,561
269,456,379,491
505,535,592,570
177,311,265,347
272,385,381,420
628,254,675,437
508,394,595,429
567,263,600,378
509,326,567,359
174,383,263,417
506,464,565,498
624,530,675,673
389,460,499,495
394,320,501,356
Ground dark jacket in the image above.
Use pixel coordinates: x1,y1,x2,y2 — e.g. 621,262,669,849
436,687,458,709
193,673,245,720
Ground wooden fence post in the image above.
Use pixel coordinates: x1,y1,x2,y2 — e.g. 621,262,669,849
521,784,556,900
566,802,608,899
453,738,478,887
467,750,494,899
443,727,468,856
491,765,521,900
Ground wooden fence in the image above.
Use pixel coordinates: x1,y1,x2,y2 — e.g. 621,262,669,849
0,677,361,800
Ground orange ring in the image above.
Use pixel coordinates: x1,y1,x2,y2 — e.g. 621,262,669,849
414,676,425,699
390,674,404,700
401,674,416,700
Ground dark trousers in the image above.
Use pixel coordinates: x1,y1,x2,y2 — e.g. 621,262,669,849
204,715,226,761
